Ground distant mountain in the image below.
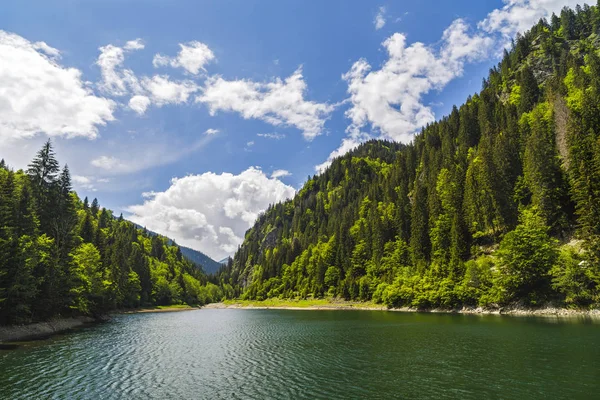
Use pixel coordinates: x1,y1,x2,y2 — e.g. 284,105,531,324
179,245,223,274
131,223,222,273
218,257,231,265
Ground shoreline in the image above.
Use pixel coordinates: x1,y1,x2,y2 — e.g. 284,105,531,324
205,301,600,317
0,316,97,343
116,306,200,314
1,306,199,343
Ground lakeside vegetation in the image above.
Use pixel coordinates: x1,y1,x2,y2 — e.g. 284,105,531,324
0,143,223,325
220,298,382,309
217,6,600,311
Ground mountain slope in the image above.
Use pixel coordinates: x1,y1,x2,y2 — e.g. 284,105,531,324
131,223,222,274
179,245,223,274
218,6,600,309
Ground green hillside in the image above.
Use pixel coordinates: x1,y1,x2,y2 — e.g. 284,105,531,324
218,6,600,309
0,143,222,325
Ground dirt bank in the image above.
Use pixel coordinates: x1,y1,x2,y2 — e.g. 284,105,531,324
0,316,97,342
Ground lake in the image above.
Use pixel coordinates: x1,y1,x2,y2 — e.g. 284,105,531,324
1,309,599,399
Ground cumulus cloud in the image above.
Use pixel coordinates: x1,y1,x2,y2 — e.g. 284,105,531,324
344,19,492,144
0,31,115,142
257,132,285,139
124,39,145,51
127,167,296,259
141,75,199,105
129,95,151,115
480,0,581,38
96,39,200,115
374,6,386,30
197,68,334,140
153,41,215,75
204,128,220,135
271,169,291,178
96,40,144,96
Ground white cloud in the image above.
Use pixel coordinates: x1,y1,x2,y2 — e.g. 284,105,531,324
124,39,145,51
91,155,125,171
374,6,386,30
32,41,60,58
72,175,110,192
257,132,285,139
343,19,492,143
271,169,291,178
129,95,151,115
197,67,334,140
96,39,200,115
72,175,91,185
0,30,115,141
126,167,296,260
246,141,254,147
480,0,581,38
96,42,143,96
141,75,199,106
153,41,215,75
204,128,220,135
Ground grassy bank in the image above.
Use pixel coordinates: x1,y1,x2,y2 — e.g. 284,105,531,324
205,299,600,317
120,304,200,314
211,298,385,310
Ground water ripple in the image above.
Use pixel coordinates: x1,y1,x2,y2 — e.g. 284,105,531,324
1,310,600,399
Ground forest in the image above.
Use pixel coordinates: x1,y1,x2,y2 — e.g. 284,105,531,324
0,142,221,325
217,5,600,310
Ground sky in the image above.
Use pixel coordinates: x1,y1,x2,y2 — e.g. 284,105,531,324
0,0,586,260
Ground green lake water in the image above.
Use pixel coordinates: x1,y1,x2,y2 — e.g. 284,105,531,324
1,309,599,399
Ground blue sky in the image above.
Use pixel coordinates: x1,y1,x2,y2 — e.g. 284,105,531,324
0,0,582,259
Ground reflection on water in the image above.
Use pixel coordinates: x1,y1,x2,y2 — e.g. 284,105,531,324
1,309,599,399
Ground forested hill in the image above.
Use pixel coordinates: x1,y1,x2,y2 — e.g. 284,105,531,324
218,5,600,309
179,245,222,274
0,143,223,325
130,223,222,274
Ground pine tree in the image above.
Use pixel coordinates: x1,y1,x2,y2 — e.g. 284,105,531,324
27,139,60,236
90,198,99,216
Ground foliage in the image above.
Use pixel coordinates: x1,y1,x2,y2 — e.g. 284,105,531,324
493,209,558,305
217,6,600,310
0,142,221,325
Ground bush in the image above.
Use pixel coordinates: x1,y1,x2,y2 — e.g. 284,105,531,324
493,209,558,305
550,246,600,307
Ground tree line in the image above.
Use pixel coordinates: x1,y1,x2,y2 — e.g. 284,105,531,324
218,5,600,309
0,142,222,325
